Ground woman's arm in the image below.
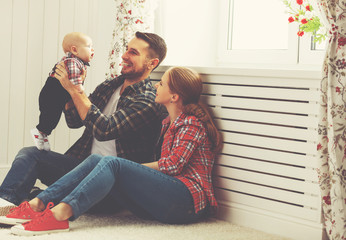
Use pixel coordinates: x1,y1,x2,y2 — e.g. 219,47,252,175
158,122,204,176
142,161,159,170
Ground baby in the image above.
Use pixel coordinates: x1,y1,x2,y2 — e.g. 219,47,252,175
31,32,94,151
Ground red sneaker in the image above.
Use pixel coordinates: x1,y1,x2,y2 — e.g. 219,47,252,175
11,202,69,236
0,201,42,225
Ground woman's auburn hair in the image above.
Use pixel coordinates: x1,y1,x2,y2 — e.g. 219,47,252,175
167,67,223,153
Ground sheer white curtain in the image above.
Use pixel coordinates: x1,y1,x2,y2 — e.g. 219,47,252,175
106,0,157,79
316,1,346,239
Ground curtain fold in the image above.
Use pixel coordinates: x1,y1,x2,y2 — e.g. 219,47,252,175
316,1,346,239
106,0,157,79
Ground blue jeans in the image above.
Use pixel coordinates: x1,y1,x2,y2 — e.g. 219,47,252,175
0,147,80,205
37,154,206,224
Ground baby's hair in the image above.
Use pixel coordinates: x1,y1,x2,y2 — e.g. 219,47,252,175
62,32,89,53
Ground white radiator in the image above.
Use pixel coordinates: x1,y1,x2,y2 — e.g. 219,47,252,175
152,67,325,240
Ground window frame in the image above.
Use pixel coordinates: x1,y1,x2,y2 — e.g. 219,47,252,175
217,0,325,67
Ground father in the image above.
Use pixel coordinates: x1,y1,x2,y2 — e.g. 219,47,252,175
0,32,167,214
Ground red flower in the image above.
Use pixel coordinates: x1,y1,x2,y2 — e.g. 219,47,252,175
135,19,143,24
296,0,303,5
128,10,132,15
336,87,341,93
301,18,308,24
306,5,311,11
323,196,331,205
288,16,295,23
297,31,304,36
317,143,322,150
338,37,346,46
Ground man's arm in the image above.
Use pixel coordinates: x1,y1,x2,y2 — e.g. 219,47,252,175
54,62,91,121
55,63,161,142
84,94,160,141
65,100,75,111
68,91,91,121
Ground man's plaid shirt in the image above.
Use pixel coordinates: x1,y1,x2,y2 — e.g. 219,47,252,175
63,75,164,164
158,113,218,214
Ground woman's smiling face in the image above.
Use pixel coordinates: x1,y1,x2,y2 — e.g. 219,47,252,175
154,71,174,106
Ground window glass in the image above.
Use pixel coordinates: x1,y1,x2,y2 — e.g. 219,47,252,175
230,0,289,50
311,39,327,50
155,0,326,67
311,33,327,51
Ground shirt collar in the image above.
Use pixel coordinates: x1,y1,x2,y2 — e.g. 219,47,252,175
66,52,90,66
119,76,151,94
162,112,185,128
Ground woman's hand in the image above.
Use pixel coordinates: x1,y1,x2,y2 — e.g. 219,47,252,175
142,161,159,170
54,62,83,94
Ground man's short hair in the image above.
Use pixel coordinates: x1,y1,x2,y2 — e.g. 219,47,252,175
135,32,167,70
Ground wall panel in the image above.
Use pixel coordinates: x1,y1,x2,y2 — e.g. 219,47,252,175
0,0,115,171
0,0,13,165
24,0,45,147
8,0,29,163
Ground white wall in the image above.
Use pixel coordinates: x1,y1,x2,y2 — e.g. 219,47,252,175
0,0,219,171
0,0,115,175
155,0,218,67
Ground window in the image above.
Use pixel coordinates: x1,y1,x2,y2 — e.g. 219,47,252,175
230,0,288,50
155,0,326,67
218,0,326,66
154,0,218,67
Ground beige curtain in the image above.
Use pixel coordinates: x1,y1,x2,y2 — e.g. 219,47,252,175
106,0,157,79
316,1,346,239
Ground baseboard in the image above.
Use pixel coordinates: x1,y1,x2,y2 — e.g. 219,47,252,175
216,201,327,240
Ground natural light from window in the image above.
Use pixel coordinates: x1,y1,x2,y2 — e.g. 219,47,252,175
230,0,289,50
157,0,327,67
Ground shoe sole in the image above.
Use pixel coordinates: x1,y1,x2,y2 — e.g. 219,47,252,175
11,225,69,236
0,216,30,225
0,205,16,216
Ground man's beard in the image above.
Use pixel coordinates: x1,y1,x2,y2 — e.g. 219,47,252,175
121,63,148,80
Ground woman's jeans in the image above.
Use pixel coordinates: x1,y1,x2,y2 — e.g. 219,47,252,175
0,147,81,205
37,154,205,224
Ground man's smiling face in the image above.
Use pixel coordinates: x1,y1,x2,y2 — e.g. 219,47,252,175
120,37,151,81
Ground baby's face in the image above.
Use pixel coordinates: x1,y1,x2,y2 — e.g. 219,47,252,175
76,36,94,63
